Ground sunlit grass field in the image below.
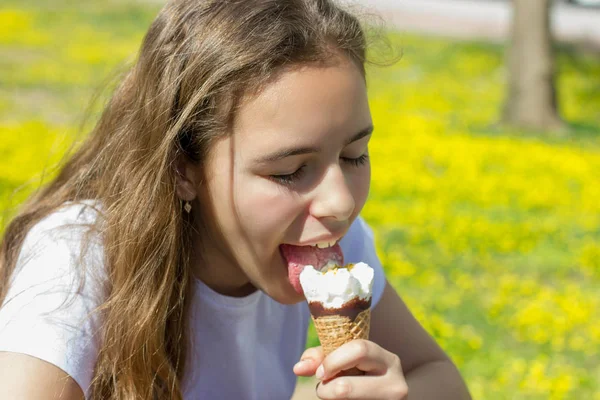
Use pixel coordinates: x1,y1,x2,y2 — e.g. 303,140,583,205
1,1,599,399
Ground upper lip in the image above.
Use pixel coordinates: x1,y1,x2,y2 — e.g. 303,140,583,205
284,233,345,247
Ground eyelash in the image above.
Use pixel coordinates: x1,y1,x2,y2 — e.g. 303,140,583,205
270,154,369,185
270,166,307,185
343,153,369,167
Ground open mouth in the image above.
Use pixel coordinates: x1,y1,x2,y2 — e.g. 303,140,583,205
280,240,344,295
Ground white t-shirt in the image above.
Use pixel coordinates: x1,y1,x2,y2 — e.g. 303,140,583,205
0,201,386,399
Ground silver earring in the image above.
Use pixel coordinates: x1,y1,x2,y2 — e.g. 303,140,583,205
184,201,192,214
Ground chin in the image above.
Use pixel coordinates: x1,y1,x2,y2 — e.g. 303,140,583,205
259,279,306,305
246,252,301,304
270,291,306,305
247,251,307,304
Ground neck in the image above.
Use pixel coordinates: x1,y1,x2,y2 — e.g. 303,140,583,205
195,268,258,297
190,233,258,298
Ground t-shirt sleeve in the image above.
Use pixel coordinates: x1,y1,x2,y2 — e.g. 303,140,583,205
340,216,387,309
0,207,105,399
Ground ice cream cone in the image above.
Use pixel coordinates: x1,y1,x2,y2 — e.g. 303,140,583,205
300,262,374,362
311,308,371,356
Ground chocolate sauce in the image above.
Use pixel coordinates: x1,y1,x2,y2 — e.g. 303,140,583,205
308,297,371,321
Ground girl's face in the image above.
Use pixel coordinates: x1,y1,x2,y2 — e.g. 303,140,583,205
190,58,372,304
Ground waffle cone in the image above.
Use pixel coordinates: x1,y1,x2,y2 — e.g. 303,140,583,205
311,308,371,357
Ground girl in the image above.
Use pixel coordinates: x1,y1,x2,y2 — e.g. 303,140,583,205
0,0,471,399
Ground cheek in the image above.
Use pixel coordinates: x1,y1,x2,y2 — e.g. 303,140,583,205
234,179,303,241
351,164,371,214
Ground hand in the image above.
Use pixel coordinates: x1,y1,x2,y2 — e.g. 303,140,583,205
293,340,409,399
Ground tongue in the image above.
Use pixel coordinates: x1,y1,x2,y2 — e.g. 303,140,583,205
280,243,344,294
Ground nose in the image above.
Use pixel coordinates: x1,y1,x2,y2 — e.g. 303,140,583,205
309,165,355,222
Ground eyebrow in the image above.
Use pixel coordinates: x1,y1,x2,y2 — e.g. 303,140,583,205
254,125,374,164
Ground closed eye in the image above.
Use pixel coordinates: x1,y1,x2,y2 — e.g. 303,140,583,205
341,153,369,167
269,165,306,186
269,152,368,186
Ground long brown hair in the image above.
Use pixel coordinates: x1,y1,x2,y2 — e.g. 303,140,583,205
0,0,394,398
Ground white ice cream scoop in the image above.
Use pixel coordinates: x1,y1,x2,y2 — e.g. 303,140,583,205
299,262,374,309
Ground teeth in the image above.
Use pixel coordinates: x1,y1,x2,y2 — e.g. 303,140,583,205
315,240,337,249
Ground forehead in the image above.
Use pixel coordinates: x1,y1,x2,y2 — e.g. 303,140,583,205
231,60,371,152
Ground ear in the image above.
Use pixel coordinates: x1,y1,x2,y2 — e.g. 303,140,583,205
174,154,200,201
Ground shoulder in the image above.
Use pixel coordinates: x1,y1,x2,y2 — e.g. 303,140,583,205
339,216,372,251
10,199,106,293
2,198,107,313
0,200,107,398
23,199,103,247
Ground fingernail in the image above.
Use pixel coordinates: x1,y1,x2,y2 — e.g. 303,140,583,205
294,360,308,369
316,364,324,379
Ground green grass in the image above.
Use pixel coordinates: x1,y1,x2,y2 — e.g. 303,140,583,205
1,1,599,399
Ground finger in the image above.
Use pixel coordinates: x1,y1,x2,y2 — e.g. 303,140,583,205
300,346,324,362
294,358,321,377
336,367,364,377
319,340,391,380
316,375,408,400
294,346,324,377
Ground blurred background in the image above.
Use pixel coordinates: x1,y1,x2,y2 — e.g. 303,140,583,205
1,0,599,399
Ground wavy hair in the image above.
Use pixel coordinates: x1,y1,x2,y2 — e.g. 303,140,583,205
0,0,395,397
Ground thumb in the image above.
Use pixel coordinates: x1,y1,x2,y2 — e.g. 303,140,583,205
293,346,324,377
